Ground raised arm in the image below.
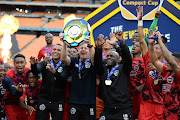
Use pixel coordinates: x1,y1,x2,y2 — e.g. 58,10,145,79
84,36,95,65
115,30,132,75
59,33,71,66
137,6,148,56
144,11,161,45
156,31,179,75
30,56,45,75
94,35,106,76
148,30,163,72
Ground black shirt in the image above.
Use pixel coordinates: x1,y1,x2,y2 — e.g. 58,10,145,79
31,60,69,103
68,57,97,105
94,43,132,110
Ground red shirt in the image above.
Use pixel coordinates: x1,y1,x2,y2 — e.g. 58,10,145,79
3,67,30,105
37,45,54,61
142,51,163,104
161,65,180,118
129,56,145,96
20,80,42,107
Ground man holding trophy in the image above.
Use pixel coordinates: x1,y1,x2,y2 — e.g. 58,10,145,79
60,19,96,120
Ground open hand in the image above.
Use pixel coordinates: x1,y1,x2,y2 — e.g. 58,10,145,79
96,34,105,48
46,64,56,74
109,33,116,46
12,83,27,92
115,30,123,41
136,6,143,20
30,56,37,65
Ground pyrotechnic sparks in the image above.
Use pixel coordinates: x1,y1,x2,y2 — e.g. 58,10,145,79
0,15,19,62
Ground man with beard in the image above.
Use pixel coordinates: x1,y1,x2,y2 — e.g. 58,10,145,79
95,31,132,120
60,33,96,120
38,33,54,61
3,54,30,120
0,64,24,120
30,44,70,120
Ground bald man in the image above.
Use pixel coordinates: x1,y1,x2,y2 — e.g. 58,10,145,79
95,31,132,120
4,63,12,73
37,33,55,61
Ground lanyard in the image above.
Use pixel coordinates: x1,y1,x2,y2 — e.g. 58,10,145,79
28,83,39,99
107,64,119,80
50,59,62,70
78,58,90,75
46,45,53,56
103,52,106,59
15,69,25,84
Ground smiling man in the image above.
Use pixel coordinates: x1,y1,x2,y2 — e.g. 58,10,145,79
60,33,97,120
3,54,30,120
94,31,132,120
30,44,70,120
0,64,24,120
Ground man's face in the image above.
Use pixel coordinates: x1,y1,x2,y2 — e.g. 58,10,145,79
0,65,6,81
4,63,11,73
14,57,26,75
45,34,53,44
132,33,139,43
154,44,163,59
103,39,113,50
27,72,38,88
131,42,141,54
79,43,90,61
52,45,62,60
68,48,78,57
106,51,118,67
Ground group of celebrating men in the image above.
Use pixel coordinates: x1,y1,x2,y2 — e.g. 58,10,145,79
0,6,179,120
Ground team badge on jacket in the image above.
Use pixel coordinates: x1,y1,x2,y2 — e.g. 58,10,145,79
167,76,174,84
70,107,76,114
58,67,63,73
39,104,46,111
134,65,139,71
100,116,106,120
85,62,91,68
114,70,119,76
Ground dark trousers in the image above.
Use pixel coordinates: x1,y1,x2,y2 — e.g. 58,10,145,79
69,103,96,120
100,107,133,120
36,100,64,120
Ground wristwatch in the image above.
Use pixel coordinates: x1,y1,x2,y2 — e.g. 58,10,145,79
87,44,93,48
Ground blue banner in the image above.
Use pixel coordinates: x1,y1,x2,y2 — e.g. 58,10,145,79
85,0,180,53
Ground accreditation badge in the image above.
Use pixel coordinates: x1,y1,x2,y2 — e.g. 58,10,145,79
70,107,76,114
85,62,91,68
58,67,63,73
39,104,46,111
